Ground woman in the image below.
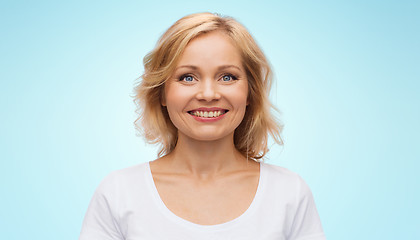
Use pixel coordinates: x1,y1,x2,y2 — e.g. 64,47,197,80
79,12,325,240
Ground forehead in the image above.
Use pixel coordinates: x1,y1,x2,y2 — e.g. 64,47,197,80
176,31,244,70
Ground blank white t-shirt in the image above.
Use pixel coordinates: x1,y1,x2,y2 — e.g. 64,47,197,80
79,161,326,240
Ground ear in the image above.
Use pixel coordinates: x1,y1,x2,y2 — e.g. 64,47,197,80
161,94,166,106
160,85,167,106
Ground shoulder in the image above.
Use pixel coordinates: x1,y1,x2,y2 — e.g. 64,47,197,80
94,162,150,196
261,162,314,201
261,164,326,239
262,162,304,184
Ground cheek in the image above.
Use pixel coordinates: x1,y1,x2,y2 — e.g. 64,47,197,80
164,86,179,105
236,94,248,108
164,86,190,114
234,84,249,107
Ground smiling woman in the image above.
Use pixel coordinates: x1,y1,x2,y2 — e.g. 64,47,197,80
163,31,249,142
79,12,326,240
134,12,283,160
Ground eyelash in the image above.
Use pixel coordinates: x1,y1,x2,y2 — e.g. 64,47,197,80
178,73,238,82
221,74,238,82
179,74,195,82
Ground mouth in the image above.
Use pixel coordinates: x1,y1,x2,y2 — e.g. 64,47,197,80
187,109,229,118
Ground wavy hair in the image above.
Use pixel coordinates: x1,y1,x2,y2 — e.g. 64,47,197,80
133,12,283,161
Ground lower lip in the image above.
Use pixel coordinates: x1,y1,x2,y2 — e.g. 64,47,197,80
189,113,227,122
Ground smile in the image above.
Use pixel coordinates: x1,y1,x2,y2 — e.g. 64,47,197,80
187,109,228,118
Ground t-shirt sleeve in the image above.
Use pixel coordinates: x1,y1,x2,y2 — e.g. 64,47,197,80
287,176,326,240
79,174,124,240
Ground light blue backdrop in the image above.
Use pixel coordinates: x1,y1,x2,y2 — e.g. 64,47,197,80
1,0,418,239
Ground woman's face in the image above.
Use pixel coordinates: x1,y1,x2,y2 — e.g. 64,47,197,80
162,31,248,142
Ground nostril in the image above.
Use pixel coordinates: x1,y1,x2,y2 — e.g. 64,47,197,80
196,85,221,101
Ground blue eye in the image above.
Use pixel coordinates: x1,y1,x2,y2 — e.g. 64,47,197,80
221,74,237,82
180,75,194,82
222,75,231,81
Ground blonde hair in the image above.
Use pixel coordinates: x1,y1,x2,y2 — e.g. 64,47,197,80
133,12,283,160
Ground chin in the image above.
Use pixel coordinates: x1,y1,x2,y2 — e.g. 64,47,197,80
183,130,233,142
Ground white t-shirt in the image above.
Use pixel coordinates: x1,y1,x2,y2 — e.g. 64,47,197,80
79,161,326,240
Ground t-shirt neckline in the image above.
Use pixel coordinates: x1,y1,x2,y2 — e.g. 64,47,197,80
145,161,266,232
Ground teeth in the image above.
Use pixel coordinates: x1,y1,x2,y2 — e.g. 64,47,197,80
190,110,225,118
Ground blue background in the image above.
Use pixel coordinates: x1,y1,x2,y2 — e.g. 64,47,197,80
1,0,419,239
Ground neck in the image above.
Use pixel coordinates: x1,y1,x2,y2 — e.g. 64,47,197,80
163,132,251,179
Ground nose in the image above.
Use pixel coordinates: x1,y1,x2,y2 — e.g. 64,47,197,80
196,80,221,102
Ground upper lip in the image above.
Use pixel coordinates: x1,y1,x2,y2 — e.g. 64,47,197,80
187,107,228,112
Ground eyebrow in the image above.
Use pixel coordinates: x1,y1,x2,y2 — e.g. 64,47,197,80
175,65,242,71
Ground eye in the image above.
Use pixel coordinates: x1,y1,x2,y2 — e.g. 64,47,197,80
221,74,238,82
179,74,194,82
